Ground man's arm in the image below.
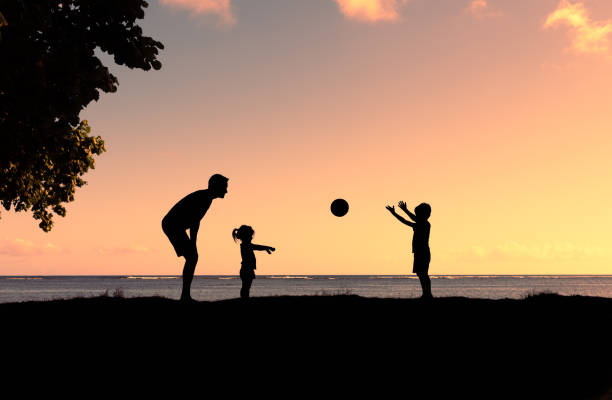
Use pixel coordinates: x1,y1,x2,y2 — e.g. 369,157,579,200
252,244,275,254
189,220,200,243
398,201,417,221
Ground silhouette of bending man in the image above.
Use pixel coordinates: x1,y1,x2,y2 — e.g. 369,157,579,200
162,174,229,301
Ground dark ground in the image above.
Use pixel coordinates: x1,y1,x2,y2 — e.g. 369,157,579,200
2,293,611,399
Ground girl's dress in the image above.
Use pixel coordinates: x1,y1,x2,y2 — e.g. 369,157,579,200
240,243,256,280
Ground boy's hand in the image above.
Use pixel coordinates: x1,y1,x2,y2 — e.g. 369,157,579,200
266,247,275,254
398,201,408,211
385,205,395,213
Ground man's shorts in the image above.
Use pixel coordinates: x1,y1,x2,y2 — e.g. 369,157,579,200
412,250,431,275
162,219,192,257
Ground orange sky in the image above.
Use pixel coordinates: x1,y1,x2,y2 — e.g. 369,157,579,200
2,0,612,275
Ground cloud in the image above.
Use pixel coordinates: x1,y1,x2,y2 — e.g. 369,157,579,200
0,238,64,257
465,0,502,19
544,0,612,54
159,0,235,25
334,0,410,22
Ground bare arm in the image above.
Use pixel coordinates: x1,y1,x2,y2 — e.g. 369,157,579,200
398,201,417,221
252,244,276,254
386,205,415,227
189,220,200,243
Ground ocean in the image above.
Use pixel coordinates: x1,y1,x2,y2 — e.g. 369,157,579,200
1,275,612,303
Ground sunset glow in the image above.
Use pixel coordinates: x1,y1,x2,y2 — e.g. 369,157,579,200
334,0,409,21
2,0,612,276
544,0,612,54
465,0,502,19
159,0,235,24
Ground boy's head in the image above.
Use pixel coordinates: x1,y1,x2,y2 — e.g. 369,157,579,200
208,174,229,198
415,203,431,220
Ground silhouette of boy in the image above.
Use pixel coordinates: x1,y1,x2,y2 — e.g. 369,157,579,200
386,201,432,299
162,174,228,301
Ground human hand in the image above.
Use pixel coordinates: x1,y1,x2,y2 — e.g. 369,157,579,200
385,205,395,213
266,247,275,254
398,201,408,211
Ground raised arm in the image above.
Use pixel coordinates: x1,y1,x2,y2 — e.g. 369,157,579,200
385,205,415,227
398,201,417,221
252,244,276,254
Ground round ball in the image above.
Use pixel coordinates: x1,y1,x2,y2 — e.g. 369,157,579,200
331,198,349,217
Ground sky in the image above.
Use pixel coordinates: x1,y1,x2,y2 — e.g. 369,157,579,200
2,0,612,275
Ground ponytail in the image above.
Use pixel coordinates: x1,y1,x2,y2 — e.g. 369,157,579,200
232,225,254,243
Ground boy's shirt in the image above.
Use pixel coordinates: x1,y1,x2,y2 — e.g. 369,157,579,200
412,220,431,254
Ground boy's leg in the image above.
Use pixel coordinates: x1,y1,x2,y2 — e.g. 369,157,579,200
417,273,432,299
414,251,433,299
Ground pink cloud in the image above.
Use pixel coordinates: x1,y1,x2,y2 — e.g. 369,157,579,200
465,0,502,19
159,0,235,25
334,0,410,22
544,0,612,54
0,238,64,257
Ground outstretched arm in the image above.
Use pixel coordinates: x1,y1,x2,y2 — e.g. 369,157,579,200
386,205,415,227
252,244,276,254
398,201,417,221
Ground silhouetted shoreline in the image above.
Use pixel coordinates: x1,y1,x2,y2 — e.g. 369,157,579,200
3,293,611,399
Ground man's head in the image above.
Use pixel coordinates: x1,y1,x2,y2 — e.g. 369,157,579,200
208,174,229,198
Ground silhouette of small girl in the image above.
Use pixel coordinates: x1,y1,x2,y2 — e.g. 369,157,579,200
386,201,432,299
232,225,275,299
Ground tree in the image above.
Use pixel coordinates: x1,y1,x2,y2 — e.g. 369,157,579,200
0,0,163,231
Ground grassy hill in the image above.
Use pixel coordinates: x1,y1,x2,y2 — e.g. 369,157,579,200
2,293,611,399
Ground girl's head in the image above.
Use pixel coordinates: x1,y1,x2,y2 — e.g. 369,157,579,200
232,225,254,243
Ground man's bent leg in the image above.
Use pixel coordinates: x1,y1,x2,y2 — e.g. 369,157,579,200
181,250,198,301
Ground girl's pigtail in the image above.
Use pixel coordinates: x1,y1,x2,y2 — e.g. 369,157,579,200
232,228,239,243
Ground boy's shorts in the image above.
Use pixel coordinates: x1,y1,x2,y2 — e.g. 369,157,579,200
412,250,431,275
162,219,192,257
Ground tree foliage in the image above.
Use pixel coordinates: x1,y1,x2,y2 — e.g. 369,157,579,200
0,0,163,231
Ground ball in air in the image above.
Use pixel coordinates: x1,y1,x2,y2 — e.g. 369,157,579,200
331,198,349,217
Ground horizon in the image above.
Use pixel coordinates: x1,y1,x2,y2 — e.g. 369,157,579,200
2,0,612,276
3,274,612,277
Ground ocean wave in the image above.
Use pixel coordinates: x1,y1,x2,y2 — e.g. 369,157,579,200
368,276,418,280
123,276,178,280
218,277,236,280
267,276,313,280
6,277,43,280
